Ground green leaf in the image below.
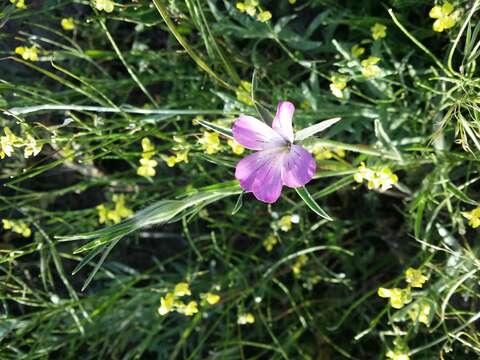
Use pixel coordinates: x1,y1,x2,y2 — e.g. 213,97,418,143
196,119,233,138
295,187,333,221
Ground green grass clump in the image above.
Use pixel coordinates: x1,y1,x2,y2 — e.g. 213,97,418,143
1,0,480,359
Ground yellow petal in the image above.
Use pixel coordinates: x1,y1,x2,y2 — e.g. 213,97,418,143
429,5,443,19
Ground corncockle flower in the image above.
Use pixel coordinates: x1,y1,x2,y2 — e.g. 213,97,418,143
232,101,317,203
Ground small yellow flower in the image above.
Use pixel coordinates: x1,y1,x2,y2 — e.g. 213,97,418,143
257,10,272,22
292,254,308,276
361,56,381,77
262,234,278,252
174,282,191,297
137,157,158,177
405,268,427,288
1,127,21,159
23,135,42,158
429,2,457,32
289,0,297,4
111,194,133,220
61,18,75,31
354,163,398,192
199,131,221,155
141,137,155,159
462,206,480,228
351,44,365,58
15,46,39,61
278,215,293,232
227,139,245,155
312,145,345,160
236,81,254,106
202,292,220,305
329,75,348,98
237,312,255,325
378,287,412,309
236,1,258,16
408,302,431,325
95,0,115,13
158,292,175,315
386,350,410,360
176,300,198,316
371,23,387,40
10,0,27,9
2,219,31,237
96,204,108,224
162,155,177,168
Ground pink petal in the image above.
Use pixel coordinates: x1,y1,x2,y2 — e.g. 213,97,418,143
281,145,316,188
235,148,285,203
272,101,295,143
232,115,284,151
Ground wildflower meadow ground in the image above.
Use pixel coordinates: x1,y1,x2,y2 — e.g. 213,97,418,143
1,0,480,359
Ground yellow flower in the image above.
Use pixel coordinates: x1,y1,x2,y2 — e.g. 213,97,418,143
23,135,42,158
162,155,177,168
137,157,157,177
289,0,297,4
199,131,221,155
158,292,175,315
376,167,398,191
95,0,115,13
96,204,108,224
175,150,189,164
312,146,345,161
351,44,365,58
141,137,155,158
112,194,133,219
236,81,254,106
1,127,21,159
237,313,255,325
371,23,387,40
2,219,31,237
61,18,75,31
462,206,480,228
174,282,191,297
292,254,308,276
236,1,258,16
329,75,348,98
278,215,293,232
257,11,272,22
361,56,381,77
177,300,198,316
405,268,427,288
15,46,39,61
429,2,457,32
262,234,278,252
408,302,431,325
202,292,220,305
227,139,245,155
377,287,412,309
354,163,398,192
386,350,410,360
10,0,27,9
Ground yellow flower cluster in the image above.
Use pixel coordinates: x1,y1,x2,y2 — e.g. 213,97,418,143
262,234,278,252
361,56,382,77
462,206,480,228
237,312,255,325
288,0,296,4
15,46,39,61
96,194,133,225
199,131,222,155
329,75,348,99
95,0,115,13
137,137,158,177
354,162,398,192
10,0,26,9
378,267,428,309
408,302,431,325
160,136,189,168
292,254,308,276
158,282,220,317
61,18,75,31
0,127,42,160
227,139,244,155
236,1,272,22
386,348,410,360
429,2,458,32
236,81,254,106
371,23,387,40
312,145,346,161
2,219,31,238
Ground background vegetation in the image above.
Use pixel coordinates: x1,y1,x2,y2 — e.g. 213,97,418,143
1,0,480,359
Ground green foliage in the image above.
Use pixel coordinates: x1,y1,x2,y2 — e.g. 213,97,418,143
1,0,480,359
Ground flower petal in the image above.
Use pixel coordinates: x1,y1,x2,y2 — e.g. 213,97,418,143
232,115,284,150
251,156,284,203
235,148,280,193
272,101,295,143
281,145,316,188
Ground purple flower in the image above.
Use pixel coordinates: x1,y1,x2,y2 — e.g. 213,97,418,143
232,101,316,203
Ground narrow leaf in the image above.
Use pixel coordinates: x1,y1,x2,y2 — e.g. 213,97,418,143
197,119,233,138
296,187,333,221
295,117,341,142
